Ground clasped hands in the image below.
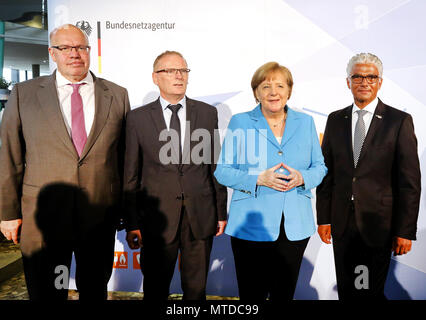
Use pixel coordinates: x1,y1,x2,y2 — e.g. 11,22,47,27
257,162,304,192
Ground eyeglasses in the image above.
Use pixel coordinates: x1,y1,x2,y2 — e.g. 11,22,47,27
155,68,191,76
50,45,91,54
350,74,380,84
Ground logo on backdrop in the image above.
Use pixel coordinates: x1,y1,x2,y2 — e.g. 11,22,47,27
76,20,92,36
113,251,142,269
133,252,141,270
113,252,128,269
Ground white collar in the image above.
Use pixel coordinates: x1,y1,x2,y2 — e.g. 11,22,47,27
352,97,378,114
55,70,93,88
159,95,186,111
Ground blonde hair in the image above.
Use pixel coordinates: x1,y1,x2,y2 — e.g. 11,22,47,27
251,62,293,103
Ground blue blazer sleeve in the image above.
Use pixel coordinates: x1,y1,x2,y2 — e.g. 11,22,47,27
299,117,328,190
214,115,259,197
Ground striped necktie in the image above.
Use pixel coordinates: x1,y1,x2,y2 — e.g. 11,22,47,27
353,109,367,167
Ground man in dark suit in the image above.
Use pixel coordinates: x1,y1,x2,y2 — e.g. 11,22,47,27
316,53,420,299
0,24,130,300
124,51,227,300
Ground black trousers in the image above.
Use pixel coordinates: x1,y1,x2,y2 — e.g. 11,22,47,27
332,202,392,300
22,223,116,301
231,217,309,300
140,206,213,300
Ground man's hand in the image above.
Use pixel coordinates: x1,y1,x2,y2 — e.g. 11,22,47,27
318,225,331,244
392,237,412,256
126,230,143,250
0,219,22,244
216,220,227,236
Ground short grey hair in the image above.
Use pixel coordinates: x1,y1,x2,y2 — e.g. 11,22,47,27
153,50,188,71
49,24,89,45
346,53,383,78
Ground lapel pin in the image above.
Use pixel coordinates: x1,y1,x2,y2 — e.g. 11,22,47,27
375,115,382,119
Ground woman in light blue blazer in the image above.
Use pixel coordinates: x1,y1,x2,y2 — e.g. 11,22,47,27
214,62,327,300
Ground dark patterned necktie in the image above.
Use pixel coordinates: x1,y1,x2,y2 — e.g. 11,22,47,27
167,104,182,164
353,109,367,167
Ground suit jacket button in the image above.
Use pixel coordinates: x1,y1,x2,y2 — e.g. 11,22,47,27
278,151,283,156
353,177,356,182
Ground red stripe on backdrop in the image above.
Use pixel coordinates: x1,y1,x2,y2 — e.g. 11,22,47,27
98,39,101,56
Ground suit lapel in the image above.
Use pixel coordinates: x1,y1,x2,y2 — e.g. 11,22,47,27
80,73,112,160
37,72,78,157
182,98,197,167
149,98,181,168
281,107,301,148
342,105,354,168
251,105,301,150
356,99,385,167
149,98,168,134
251,105,281,150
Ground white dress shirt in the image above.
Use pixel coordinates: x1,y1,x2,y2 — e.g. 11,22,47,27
159,96,187,151
55,71,95,137
351,97,378,150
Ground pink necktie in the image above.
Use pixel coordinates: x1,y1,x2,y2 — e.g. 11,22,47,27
69,83,87,157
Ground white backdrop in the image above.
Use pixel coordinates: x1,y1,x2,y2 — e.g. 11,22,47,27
47,0,426,299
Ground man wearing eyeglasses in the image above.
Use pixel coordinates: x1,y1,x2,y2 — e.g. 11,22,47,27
123,51,227,300
316,53,420,299
0,24,130,300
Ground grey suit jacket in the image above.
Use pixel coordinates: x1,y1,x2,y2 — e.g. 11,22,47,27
0,71,130,255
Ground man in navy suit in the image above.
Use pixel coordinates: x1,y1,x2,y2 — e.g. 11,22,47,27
316,53,421,299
